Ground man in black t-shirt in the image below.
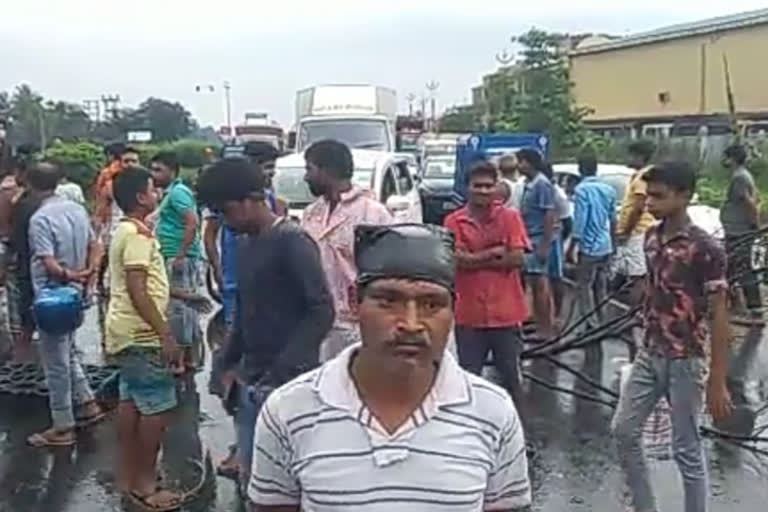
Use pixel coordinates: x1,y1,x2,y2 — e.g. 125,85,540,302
197,156,334,490
8,159,44,360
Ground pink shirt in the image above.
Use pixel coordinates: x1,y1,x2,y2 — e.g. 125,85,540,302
302,187,393,325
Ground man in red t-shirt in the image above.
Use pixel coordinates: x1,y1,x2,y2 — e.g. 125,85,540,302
444,160,531,429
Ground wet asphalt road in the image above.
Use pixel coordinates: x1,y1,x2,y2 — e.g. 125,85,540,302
1,297,767,511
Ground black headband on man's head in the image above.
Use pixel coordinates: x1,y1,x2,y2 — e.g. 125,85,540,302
355,224,455,293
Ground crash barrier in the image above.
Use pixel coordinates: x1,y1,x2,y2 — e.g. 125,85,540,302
0,362,119,399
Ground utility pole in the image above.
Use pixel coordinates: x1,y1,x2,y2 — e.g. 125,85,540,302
195,82,232,136
406,93,416,117
37,104,46,150
83,99,101,122
426,81,439,132
223,81,232,135
487,48,516,131
100,94,121,121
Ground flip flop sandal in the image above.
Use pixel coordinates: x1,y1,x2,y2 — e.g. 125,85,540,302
75,412,106,429
27,432,76,447
129,489,182,512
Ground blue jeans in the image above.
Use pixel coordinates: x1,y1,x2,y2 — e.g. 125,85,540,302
234,383,272,486
611,350,709,512
38,330,95,430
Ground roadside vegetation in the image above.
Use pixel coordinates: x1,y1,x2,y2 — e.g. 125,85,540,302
43,139,217,205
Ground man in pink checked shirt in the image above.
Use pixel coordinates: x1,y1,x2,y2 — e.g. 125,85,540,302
301,140,393,362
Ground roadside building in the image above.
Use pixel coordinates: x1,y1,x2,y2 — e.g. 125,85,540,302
569,8,768,138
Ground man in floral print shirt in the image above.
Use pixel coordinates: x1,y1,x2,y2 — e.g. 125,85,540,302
612,161,732,512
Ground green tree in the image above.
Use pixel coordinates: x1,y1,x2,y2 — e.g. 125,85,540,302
44,140,104,192
484,29,592,153
0,92,9,120
515,29,591,151
8,84,46,148
123,97,195,142
44,100,91,141
439,105,483,133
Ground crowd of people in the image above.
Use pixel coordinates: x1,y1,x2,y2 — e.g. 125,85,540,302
0,134,758,511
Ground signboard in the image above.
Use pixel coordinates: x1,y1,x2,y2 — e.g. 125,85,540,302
310,86,378,116
453,132,549,201
127,130,152,143
244,112,270,125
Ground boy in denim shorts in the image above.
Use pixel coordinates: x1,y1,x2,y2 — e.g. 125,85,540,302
107,166,183,511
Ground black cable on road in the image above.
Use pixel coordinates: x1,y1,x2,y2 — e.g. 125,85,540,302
701,425,768,444
522,371,619,408
523,278,636,354
719,437,768,458
523,308,639,359
540,353,620,399
547,319,640,357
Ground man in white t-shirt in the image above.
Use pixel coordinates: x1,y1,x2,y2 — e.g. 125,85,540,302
248,224,531,512
543,164,571,320
497,154,524,209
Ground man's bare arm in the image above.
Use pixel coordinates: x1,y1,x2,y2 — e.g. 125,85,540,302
203,216,223,287
618,194,645,237
455,247,505,270
743,193,760,226
176,210,198,259
126,268,171,339
707,289,732,421
40,256,74,282
487,247,525,270
538,210,556,257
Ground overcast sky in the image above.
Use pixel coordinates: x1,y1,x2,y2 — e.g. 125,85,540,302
1,1,767,128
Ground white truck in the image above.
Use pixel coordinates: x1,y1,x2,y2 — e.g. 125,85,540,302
294,84,397,152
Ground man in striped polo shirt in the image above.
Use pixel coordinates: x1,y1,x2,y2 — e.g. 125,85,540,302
248,224,531,511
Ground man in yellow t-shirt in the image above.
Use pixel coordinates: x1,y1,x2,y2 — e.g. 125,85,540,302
106,166,183,510
613,140,656,358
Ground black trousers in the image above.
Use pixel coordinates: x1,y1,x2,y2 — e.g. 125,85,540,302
455,326,523,391
726,235,762,311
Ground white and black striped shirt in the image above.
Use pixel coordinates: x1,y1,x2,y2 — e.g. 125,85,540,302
248,344,531,511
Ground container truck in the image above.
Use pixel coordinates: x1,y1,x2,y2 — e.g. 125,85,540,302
293,84,397,152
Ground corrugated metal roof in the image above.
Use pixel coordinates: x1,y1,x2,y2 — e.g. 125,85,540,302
571,8,768,56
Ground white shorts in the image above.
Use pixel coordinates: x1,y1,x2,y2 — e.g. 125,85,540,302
611,233,647,277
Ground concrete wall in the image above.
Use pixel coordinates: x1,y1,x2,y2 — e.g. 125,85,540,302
571,23,768,121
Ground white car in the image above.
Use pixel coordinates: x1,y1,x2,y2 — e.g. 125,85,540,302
553,163,724,239
273,149,423,223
